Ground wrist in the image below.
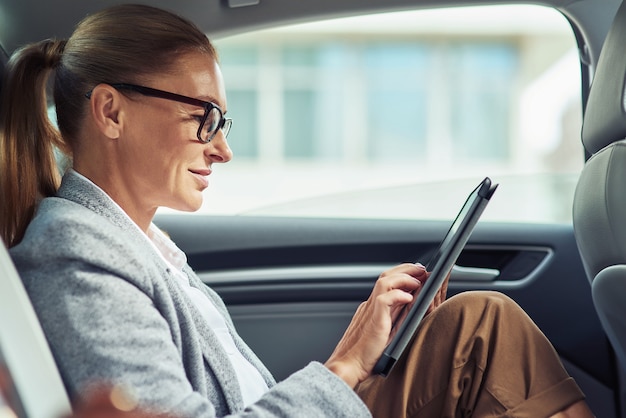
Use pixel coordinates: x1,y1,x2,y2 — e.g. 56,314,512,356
324,360,361,389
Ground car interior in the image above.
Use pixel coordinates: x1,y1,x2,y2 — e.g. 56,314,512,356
573,0,626,404
0,0,625,417
0,243,71,418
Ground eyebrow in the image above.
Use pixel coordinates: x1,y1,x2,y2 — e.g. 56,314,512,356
197,94,226,111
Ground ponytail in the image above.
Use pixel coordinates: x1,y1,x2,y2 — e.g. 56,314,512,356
0,39,68,247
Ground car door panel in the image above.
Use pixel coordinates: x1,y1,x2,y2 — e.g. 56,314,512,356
155,214,616,416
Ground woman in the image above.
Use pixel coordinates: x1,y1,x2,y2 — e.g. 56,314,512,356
0,4,593,417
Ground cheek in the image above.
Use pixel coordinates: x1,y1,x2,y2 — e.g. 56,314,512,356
124,113,198,184
141,121,184,160
158,142,199,187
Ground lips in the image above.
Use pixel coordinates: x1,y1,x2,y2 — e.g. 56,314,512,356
189,168,211,188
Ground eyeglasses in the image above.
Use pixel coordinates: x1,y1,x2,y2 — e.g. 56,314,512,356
85,83,232,143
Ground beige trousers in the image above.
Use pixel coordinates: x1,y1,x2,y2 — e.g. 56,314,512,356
356,291,585,418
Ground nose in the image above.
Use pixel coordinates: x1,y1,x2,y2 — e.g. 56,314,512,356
205,130,233,163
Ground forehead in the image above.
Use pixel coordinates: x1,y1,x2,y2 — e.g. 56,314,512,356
148,52,226,108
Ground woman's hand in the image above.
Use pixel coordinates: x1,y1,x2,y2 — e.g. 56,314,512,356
324,263,427,388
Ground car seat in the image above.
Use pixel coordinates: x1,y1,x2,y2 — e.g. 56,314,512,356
573,0,626,412
0,242,71,418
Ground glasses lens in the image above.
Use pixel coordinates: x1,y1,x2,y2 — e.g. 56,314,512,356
203,107,221,140
222,118,232,138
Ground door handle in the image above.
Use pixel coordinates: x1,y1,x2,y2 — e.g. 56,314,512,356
450,265,500,282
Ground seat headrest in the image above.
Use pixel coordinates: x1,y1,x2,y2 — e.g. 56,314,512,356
582,0,626,154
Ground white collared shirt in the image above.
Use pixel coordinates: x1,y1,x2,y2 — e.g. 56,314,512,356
69,170,269,407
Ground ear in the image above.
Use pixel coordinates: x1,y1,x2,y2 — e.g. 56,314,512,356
88,84,125,139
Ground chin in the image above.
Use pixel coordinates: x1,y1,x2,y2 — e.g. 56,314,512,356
166,196,203,213
180,202,203,213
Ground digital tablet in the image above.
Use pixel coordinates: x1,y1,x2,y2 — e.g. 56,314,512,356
373,176,498,376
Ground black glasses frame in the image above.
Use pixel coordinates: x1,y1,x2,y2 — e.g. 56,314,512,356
85,83,232,143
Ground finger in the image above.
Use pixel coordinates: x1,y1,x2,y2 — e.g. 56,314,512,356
380,263,427,280
373,288,416,325
373,272,422,295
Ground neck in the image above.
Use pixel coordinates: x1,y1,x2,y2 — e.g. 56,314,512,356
72,164,156,233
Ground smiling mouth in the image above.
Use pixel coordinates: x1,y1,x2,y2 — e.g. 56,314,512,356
189,168,211,188
189,168,212,176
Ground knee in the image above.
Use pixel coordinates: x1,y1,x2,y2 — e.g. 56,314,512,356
446,290,515,308
439,291,527,322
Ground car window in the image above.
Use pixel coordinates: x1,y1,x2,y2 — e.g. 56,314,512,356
171,5,584,223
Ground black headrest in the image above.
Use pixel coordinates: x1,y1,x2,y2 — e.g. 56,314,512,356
582,0,626,155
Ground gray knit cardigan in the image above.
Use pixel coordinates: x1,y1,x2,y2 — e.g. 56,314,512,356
11,171,371,418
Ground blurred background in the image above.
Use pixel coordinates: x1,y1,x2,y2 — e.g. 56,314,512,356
163,4,583,223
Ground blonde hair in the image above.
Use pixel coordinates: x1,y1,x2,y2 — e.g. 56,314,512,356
0,4,216,247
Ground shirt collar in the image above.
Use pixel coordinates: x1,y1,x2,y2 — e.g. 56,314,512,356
67,169,187,272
